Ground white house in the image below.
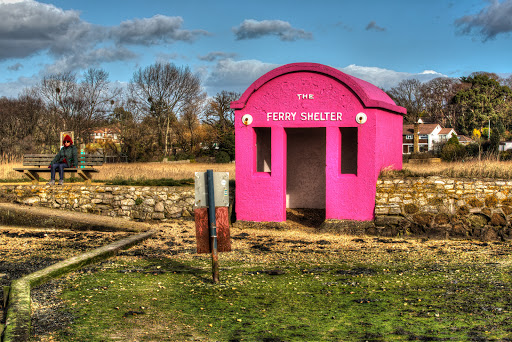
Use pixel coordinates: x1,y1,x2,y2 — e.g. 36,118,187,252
499,142,512,151
91,127,120,143
403,124,457,154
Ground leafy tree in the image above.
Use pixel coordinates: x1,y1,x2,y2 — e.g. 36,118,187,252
218,132,235,161
440,133,465,161
472,129,483,161
452,73,512,135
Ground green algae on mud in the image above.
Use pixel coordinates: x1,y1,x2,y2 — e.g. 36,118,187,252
44,233,512,342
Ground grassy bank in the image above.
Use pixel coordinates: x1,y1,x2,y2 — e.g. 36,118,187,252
0,162,235,184
31,222,512,342
383,159,512,179
4,159,512,184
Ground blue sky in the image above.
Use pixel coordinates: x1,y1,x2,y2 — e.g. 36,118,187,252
0,0,511,98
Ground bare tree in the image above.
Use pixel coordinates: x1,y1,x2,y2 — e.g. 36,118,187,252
203,90,239,133
129,62,203,156
81,68,121,130
35,68,118,146
0,95,48,160
420,77,460,128
387,79,425,124
201,91,240,159
175,94,206,155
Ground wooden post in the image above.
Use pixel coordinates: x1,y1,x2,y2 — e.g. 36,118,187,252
413,122,419,153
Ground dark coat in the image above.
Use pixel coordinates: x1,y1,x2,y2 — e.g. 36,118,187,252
51,145,78,167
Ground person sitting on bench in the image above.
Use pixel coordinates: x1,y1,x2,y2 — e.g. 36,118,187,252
47,135,78,185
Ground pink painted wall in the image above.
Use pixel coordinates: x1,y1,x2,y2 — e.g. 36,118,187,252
232,63,406,222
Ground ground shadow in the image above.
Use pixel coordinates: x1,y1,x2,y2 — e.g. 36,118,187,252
286,208,325,229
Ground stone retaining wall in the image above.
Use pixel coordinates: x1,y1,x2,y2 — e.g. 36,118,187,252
373,176,512,240
2,177,512,240
0,185,195,221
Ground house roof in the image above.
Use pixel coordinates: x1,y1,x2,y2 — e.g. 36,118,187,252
439,128,456,135
403,124,440,135
457,135,473,143
92,126,121,134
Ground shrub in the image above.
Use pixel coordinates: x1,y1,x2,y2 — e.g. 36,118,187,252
173,152,194,161
409,152,434,160
215,151,231,163
441,143,466,162
465,143,480,158
499,150,512,161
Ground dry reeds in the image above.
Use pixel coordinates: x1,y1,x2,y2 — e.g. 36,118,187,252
96,162,236,181
2,157,512,182
0,161,25,181
389,158,512,180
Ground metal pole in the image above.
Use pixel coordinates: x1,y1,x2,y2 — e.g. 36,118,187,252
206,169,219,283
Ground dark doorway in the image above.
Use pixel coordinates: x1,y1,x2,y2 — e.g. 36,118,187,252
285,128,326,209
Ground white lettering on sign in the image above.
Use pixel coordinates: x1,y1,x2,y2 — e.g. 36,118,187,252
297,94,314,100
267,112,297,121
266,112,342,121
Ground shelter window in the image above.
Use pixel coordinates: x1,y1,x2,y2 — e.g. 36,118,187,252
255,127,271,173
340,127,358,175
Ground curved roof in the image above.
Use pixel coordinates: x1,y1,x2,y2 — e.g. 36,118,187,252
231,62,406,115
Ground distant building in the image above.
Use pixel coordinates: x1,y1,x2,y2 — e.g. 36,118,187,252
403,124,457,154
457,135,474,145
91,127,120,143
499,142,512,151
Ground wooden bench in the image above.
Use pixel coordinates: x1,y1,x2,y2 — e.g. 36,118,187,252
13,154,104,185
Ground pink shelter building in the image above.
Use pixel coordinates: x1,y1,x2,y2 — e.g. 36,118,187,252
231,63,406,222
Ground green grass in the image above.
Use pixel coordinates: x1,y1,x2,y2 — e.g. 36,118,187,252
48,257,512,341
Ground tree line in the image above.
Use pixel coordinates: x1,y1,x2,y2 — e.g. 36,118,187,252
0,62,238,163
1,63,511,163
388,72,512,137
388,72,512,161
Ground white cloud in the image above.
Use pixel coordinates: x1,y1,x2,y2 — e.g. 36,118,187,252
0,75,38,98
456,0,512,40
7,62,23,71
202,58,278,95
340,64,447,90
365,21,386,32
0,1,85,59
43,47,137,75
198,51,237,62
0,0,29,3
110,15,211,45
201,60,448,96
233,19,313,41
0,1,211,74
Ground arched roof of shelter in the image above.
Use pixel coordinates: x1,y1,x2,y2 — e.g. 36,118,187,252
231,62,406,115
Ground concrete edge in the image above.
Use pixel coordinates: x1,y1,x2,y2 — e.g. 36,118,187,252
2,229,156,342
0,202,152,232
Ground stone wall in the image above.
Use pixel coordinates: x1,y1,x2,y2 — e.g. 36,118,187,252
0,185,195,221
372,176,512,240
2,177,512,240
